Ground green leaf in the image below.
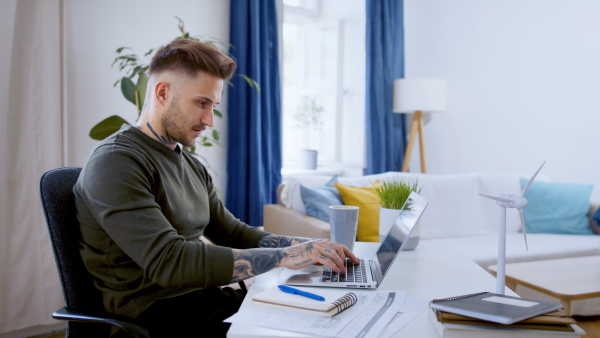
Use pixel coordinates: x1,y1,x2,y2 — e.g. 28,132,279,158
120,76,136,105
214,108,223,118
89,115,129,140
238,74,261,93
136,72,148,113
212,130,220,141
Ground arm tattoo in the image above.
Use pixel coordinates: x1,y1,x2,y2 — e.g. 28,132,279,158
231,248,285,282
258,234,312,248
231,243,316,282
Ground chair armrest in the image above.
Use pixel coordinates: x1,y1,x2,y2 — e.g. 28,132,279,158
53,306,150,338
590,202,600,235
263,204,331,239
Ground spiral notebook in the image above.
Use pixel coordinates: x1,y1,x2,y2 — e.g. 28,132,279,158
430,292,563,325
252,285,358,317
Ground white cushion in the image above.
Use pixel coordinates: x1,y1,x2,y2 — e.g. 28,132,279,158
385,172,485,239
280,175,332,214
280,173,390,215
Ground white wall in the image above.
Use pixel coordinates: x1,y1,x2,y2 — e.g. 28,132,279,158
63,0,231,193
63,1,600,201
405,0,600,200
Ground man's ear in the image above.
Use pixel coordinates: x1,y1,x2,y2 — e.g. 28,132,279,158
154,81,170,107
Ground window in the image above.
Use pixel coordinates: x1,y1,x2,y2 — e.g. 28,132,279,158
282,0,366,175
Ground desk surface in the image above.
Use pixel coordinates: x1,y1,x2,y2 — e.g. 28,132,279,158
228,241,511,338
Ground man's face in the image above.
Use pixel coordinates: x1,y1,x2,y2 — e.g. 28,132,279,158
160,71,224,148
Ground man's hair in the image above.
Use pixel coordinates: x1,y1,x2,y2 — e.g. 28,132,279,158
149,39,237,80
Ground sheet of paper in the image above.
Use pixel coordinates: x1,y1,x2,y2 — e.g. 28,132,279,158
336,291,406,338
226,291,406,338
379,297,429,338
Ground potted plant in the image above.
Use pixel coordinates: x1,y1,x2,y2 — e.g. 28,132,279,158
294,96,323,169
374,177,422,249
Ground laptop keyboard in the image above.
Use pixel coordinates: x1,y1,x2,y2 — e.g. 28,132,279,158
321,258,367,283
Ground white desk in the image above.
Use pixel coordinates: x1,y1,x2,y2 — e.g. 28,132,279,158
228,241,513,338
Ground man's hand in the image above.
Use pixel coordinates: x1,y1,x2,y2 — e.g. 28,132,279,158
279,240,359,273
230,239,358,283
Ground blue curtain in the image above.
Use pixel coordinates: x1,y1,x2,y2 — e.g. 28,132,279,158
365,0,406,174
226,0,282,227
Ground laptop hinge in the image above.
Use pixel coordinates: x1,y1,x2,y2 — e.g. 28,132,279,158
369,260,381,285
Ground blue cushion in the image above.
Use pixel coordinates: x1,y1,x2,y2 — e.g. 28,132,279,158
520,178,593,235
300,176,342,223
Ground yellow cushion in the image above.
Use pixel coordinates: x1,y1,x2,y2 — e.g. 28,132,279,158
333,182,380,242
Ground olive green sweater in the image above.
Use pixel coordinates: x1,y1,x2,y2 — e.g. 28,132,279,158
74,125,268,317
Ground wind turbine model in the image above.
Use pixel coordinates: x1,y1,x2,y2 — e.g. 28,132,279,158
479,161,545,295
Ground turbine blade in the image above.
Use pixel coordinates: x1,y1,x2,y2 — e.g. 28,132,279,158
478,194,511,203
519,209,529,251
521,161,546,196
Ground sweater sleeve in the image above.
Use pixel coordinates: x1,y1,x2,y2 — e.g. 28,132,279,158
76,144,233,289
195,157,270,248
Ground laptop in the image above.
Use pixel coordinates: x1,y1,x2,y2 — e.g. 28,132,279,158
278,191,428,289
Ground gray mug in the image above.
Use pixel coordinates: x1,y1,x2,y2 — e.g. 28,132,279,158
328,205,359,251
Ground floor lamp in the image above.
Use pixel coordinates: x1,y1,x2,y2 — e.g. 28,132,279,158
393,78,447,173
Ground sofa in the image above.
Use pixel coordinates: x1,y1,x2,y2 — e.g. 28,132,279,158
264,171,600,270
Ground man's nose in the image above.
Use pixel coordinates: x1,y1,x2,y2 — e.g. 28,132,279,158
202,108,215,128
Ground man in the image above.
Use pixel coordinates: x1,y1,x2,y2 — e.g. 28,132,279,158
74,38,357,337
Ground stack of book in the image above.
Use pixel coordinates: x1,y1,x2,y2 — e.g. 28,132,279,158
428,292,586,337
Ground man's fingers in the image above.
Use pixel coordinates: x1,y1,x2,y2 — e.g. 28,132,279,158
343,247,359,263
318,255,342,273
329,242,346,260
281,240,357,272
324,240,359,264
318,244,346,272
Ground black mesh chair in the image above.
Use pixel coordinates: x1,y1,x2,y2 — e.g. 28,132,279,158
39,167,150,338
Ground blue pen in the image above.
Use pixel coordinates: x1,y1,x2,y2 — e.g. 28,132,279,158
278,285,325,301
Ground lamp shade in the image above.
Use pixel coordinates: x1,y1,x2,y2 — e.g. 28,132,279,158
393,78,447,113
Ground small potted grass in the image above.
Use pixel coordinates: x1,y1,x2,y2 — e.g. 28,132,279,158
374,178,422,249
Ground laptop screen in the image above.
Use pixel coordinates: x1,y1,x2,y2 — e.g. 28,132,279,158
374,191,428,277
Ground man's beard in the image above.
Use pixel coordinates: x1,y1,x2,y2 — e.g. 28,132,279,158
160,96,202,148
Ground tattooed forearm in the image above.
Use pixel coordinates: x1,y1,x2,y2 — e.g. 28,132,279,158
231,248,286,283
258,234,312,248
231,242,318,282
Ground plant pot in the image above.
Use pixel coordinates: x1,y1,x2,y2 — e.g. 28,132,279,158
379,207,420,250
299,149,318,169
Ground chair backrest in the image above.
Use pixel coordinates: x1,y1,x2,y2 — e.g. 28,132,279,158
40,167,109,337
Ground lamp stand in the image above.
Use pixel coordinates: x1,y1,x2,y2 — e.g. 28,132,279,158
401,111,427,173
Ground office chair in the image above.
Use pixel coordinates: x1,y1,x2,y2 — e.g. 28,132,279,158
39,167,150,338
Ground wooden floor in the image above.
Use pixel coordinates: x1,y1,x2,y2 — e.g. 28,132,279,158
576,316,600,338
33,317,600,338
